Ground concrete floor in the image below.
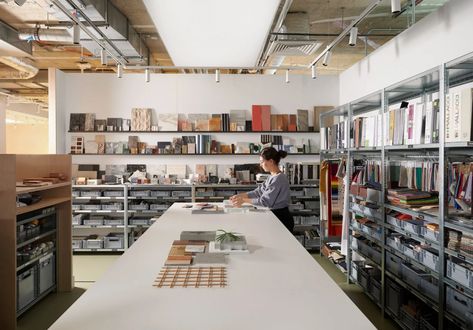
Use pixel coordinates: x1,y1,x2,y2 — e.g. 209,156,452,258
17,253,399,330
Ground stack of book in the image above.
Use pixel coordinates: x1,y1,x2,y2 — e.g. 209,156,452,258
321,121,348,150
446,87,473,143
283,162,319,185
352,114,382,148
387,188,438,207
449,162,473,215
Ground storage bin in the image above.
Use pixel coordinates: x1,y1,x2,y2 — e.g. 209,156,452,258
404,219,424,235
103,218,124,226
359,267,370,291
351,220,362,231
369,277,381,304
403,243,420,261
386,278,403,317
83,218,104,226
129,218,149,226
401,263,426,289
419,275,439,302
103,190,124,197
446,286,473,324
129,203,149,210
290,190,304,197
387,214,404,228
72,238,83,249
80,190,102,197
421,227,439,242
400,308,420,330
387,235,404,252
447,258,473,289
351,236,359,250
351,261,363,282
71,204,81,211
102,203,123,211
104,234,124,249
195,191,215,197
215,190,235,197
72,190,80,197
81,204,102,210
38,253,55,294
366,243,382,264
386,252,402,276
149,204,169,211
17,266,36,311
72,214,84,225
130,190,151,197
171,190,191,197
364,207,383,221
150,190,171,197
419,315,437,330
418,247,439,272
84,238,103,249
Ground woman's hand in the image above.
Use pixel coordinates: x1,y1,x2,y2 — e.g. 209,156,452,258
229,194,243,207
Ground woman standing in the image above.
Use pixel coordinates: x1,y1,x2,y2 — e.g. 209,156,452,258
230,147,294,232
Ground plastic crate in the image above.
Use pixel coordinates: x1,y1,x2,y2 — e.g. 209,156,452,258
351,220,362,231
102,203,123,211
403,244,420,261
103,218,124,226
72,238,83,249
359,267,370,291
103,190,124,197
400,308,420,330
418,247,439,272
150,204,168,211
351,236,359,250
386,279,403,317
81,204,102,210
351,261,363,282
366,243,382,264
419,315,437,330
150,190,171,197
386,252,402,276
129,203,149,210
72,190,80,197
17,266,36,311
129,218,149,226
447,258,473,289
130,190,151,197
387,214,404,228
387,236,404,252
84,238,103,249
369,277,381,304
72,204,82,211
72,214,84,225
104,234,124,249
80,190,102,197
83,218,104,226
171,190,191,197
290,190,304,197
404,219,424,235
446,286,473,323
421,227,439,242
401,263,426,289
419,275,439,302
38,253,55,295
215,190,236,197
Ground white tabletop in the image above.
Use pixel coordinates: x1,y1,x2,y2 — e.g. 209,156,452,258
51,203,375,330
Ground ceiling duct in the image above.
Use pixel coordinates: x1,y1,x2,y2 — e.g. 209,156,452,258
19,28,73,43
0,57,39,80
52,0,149,64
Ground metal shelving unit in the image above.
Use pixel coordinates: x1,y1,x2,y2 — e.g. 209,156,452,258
321,51,473,329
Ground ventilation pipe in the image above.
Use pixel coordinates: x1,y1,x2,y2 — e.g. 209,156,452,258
0,57,39,80
19,28,73,43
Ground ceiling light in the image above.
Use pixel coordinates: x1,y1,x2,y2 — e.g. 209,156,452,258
391,0,401,13
145,69,150,83
285,69,290,84
349,27,358,47
14,0,27,6
73,24,80,45
322,50,331,66
311,65,317,79
142,0,280,66
215,69,220,83
100,48,107,66
117,64,123,78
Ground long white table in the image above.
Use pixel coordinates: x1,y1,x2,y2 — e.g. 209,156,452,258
51,204,375,330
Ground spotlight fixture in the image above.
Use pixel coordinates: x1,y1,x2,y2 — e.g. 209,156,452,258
215,69,220,83
322,50,332,67
14,0,27,6
117,64,123,78
391,0,401,13
349,27,358,47
285,69,290,83
311,65,317,79
100,48,107,66
145,68,150,83
72,23,80,45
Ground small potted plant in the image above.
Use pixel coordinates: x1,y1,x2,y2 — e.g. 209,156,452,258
215,229,247,251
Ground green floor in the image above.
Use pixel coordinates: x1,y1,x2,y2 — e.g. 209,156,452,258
17,254,399,330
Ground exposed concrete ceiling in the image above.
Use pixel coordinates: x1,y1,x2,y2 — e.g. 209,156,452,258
0,0,448,104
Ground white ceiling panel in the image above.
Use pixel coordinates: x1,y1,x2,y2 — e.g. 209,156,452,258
142,0,280,67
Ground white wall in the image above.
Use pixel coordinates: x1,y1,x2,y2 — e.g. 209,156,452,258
49,68,67,153
339,0,473,104
58,73,338,171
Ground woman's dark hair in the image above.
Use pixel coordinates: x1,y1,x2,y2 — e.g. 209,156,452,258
260,147,287,165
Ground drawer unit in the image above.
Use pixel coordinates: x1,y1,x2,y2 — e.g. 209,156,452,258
369,277,381,304
418,247,439,272
83,217,104,226
17,266,36,311
403,219,424,235
102,203,123,211
419,275,439,302
81,204,102,210
447,258,473,289
387,235,404,253
129,203,149,210
129,218,149,226
421,227,439,242
171,190,191,197
150,204,169,211
104,234,124,249
387,214,404,228
38,253,55,294
103,218,124,226
446,286,473,326
386,252,402,276
84,236,104,249
402,243,420,261
401,263,426,289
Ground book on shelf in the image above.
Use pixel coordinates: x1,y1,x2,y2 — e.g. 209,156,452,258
321,120,348,150
446,87,473,143
252,105,271,131
449,162,473,215
229,110,246,131
297,109,309,131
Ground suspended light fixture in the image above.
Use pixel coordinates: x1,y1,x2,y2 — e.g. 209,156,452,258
100,48,107,66
117,64,123,78
215,69,220,83
349,27,358,47
391,0,401,13
72,23,80,44
145,68,150,83
285,69,290,83
311,65,317,79
322,50,332,67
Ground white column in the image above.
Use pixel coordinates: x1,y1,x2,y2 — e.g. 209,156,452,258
0,95,7,154
48,68,57,154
